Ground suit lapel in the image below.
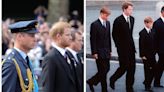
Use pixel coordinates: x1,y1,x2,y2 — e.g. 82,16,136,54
66,50,82,90
53,48,76,85
121,15,133,30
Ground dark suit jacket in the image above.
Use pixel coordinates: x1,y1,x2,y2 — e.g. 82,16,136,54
112,15,135,56
2,49,31,92
41,47,77,92
66,50,83,92
90,19,112,59
139,28,156,58
153,18,164,54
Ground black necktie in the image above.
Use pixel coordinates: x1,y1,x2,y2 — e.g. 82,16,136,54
103,21,106,28
26,56,31,69
65,51,79,90
149,29,153,38
76,53,81,64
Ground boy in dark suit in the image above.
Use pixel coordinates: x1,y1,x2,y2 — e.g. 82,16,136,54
139,16,156,91
87,6,112,92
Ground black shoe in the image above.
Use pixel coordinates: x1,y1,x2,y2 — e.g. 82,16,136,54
154,84,164,88
126,87,134,92
145,87,153,92
109,78,115,90
87,80,95,92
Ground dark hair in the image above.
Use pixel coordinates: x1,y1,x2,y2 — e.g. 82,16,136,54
122,2,133,10
161,6,164,12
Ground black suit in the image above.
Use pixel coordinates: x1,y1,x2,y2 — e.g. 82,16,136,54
111,15,136,90
153,18,164,86
66,50,83,92
139,28,156,88
88,19,111,92
41,47,77,92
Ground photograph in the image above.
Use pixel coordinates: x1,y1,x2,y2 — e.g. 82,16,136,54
2,0,83,92
86,0,164,92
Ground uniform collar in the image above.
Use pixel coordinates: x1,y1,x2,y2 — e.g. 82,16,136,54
51,42,66,57
14,47,27,62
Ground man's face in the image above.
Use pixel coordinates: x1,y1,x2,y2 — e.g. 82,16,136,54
145,22,153,29
161,11,164,17
124,6,133,16
73,33,83,52
60,27,72,48
21,33,37,51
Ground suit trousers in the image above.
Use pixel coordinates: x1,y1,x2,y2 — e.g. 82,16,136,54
87,58,110,92
154,54,164,85
110,51,136,89
143,56,156,87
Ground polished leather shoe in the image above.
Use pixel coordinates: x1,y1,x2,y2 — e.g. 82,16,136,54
145,87,153,92
109,79,115,90
126,88,134,92
154,84,164,88
145,89,153,92
87,80,95,92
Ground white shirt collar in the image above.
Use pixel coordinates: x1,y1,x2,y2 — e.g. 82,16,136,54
144,26,151,33
99,17,105,25
160,15,164,22
14,47,27,62
123,13,129,21
51,42,66,57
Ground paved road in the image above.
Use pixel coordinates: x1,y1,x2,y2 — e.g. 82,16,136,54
86,59,164,92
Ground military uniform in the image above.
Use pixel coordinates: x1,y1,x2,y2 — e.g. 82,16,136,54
2,20,39,92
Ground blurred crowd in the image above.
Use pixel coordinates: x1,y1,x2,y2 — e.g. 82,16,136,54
2,5,84,80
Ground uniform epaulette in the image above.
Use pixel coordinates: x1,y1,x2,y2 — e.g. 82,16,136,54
2,52,16,64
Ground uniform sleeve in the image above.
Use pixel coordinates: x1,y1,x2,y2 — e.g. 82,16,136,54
2,61,17,92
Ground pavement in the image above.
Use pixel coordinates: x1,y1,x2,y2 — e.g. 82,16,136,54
86,59,164,92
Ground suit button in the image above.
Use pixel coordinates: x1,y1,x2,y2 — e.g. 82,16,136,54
25,78,28,81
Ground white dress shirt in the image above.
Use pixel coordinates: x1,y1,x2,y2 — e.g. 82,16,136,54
51,42,66,57
145,26,151,34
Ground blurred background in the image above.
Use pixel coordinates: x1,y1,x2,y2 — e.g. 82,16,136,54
2,0,84,91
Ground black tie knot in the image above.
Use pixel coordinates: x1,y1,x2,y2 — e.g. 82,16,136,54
26,56,30,68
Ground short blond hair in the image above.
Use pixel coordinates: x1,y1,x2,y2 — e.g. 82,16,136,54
144,16,153,23
49,21,71,38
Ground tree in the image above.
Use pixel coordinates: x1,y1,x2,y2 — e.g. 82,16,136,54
47,0,69,24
